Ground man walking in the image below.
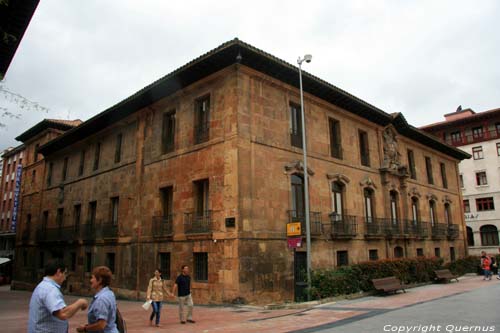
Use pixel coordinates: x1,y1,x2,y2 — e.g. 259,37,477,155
28,260,88,333
172,265,195,324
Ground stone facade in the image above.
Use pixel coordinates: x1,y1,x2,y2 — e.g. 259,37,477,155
13,40,468,304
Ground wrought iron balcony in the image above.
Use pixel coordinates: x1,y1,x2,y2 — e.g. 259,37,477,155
287,210,323,235
194,121,210,144
383,218,404,237
152,215,174,237
431,223,447,240
329,213,357,238
364,217,386,237
184,210,212,234
100,223,118,239
35,226,77,242
447,224,459,240
403,220,429,238
80,223,96,241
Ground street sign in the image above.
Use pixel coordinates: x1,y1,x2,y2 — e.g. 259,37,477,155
287,222,302,236
287,237,302,249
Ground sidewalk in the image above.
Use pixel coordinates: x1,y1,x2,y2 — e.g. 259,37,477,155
1,275,496,333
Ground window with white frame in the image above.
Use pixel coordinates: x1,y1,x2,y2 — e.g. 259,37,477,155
472,146,483,160
476,171,488,186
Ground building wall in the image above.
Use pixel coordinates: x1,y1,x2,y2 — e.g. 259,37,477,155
13,65,466,304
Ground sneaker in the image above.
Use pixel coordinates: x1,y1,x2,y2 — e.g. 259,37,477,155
187,319,196,323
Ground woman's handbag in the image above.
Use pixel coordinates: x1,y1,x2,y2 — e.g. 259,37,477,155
116,307,127,333
142,300,152,311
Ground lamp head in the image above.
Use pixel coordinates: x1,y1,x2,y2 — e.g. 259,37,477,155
304,54,312,63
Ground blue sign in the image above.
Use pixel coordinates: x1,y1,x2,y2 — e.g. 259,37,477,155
10,164,22,232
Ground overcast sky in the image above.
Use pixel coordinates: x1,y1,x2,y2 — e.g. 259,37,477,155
1,0,499,151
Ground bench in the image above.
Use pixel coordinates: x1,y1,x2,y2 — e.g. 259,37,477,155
371,276,406,294
434,269,459,283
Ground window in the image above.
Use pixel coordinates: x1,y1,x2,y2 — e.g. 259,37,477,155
459,175,464,188
472,146,483,160
337,250,348,266
411,197,419,224
74,204,81,232
162,111,176,154
106,253,115,273
160,187,173,217
434,248,441,257
291,174,305,221
62,157,68,181
369,249,378,261
472,126,484,140
110,197,119,225
444,203,451,225
450,247,456,262
440,163,448,189
115,133,122,163
39,251,44,269
425,157,434,185
194,179,209,217
450,131,461,144
47,162,53,186
34,143,39,162
329,118,342,159
85,252,92,273
158,252,171,279
364,188,374,223
416,248,424,257
390,191,399,224
42,211,48,229
23,250,28,267
467,226,474,246
394,246,404,258
93,142,101,170
476,171,488,186
497,143,500,156
429,200,437,226
56,208,64,227
31,170,36,183
70,253,76,271
476,197,494,211
26,214,31,233
407,150,416,180
480,225,499,246
194,252,208,281
194,95,210,144
331,181,344,215
289,103,303,148
79,150,85,176
359,130,370,166
496,123,500,135
463,200,470,213
88,201,97,225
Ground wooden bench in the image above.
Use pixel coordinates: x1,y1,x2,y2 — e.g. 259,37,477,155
434,269,459,283
371,276,406,294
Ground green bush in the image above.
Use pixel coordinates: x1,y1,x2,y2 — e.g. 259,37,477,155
310,257,443,299
445,255,490,276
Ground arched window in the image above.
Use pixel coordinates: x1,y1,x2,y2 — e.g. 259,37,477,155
467,226,475,247
291,174,305,220
444,203,451,225
390,191,399,224
429,200,437,226
364,188,375,223
411,197,419,225
480,225,499,246
394,246,404,258
331,181,344,215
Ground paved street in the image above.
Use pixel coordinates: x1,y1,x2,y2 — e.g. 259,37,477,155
1,275,498,333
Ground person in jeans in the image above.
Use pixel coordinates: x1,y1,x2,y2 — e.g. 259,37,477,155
146,268,172,327
172,265,195,324
28,260,88,333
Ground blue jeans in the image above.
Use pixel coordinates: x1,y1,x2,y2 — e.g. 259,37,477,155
150,301,162,325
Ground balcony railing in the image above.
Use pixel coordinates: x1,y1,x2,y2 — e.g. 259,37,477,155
152,215,174,237
35,226,77,242
447,224,459,240
431,223,447,239
383,218,404,237
444,129,500,147
80,224,96,241
184,210,212,234
329,213,357,238
403,220,429,238
287,210,323,235
100,223,118,239
194,121,210,144
364,217,386,237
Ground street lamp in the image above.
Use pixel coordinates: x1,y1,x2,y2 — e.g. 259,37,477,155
297,54,312,300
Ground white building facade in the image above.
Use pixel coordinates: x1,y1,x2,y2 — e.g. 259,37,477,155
422,107,500,255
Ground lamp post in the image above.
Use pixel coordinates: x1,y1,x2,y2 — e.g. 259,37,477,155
297,54,312,300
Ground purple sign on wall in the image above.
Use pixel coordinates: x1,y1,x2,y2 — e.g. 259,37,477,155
11,164,22,232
